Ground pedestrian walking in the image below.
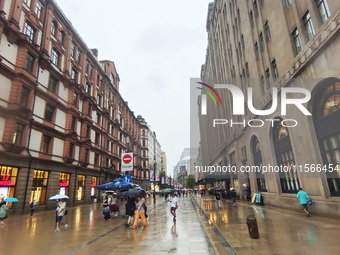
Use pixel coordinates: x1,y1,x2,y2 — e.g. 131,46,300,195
29,199,37,216
55,199,68,231
168,193,178,222
297,187,310,217
0,201,9,224
230,188,237,207
131,196,147,229
102,195,110,220
215,191,221,209
125,196,135,226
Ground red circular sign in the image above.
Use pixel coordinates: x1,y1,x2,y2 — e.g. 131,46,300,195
123,154,132,164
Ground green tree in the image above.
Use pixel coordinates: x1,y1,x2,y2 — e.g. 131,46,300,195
187,174,196,189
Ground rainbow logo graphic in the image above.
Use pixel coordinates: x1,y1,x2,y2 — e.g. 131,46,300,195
197,82,223,115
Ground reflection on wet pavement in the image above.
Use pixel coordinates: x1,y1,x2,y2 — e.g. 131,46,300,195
195,195,340,255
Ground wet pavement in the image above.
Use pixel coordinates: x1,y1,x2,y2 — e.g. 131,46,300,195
194,195,340,255
1,195,340,255
0,196,215,255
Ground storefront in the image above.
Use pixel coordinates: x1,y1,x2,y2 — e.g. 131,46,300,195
76,175,86,200
90,176,97,198
59,172,70,196
30,169,49,205
0,165,17,207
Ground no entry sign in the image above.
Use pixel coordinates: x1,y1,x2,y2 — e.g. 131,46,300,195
121,152,133,171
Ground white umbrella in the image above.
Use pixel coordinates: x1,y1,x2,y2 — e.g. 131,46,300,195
49,194,69,200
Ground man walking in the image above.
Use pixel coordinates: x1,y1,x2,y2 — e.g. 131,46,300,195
29,200,37,216
169,193,178,222
297,187,310,217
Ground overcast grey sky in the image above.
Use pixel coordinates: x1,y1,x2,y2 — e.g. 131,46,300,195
56,0,210,174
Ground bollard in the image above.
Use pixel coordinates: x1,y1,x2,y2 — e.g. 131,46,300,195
246,214,259,239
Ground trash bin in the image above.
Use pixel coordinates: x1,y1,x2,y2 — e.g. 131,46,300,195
246,214,259,239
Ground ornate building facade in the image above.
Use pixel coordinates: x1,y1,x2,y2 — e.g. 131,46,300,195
199,0,340,216
0,0,153,212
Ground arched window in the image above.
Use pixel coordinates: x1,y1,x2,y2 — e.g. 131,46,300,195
252,136,267,192
51,21,58,36
313,81,340,196
273,118,299,193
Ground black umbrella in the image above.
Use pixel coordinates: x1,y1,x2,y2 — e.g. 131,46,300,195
118,189,145,197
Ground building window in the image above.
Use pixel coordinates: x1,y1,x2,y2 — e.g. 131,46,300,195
51,21,58,36
20,86,30,107
71,116,77,131
249,11,254,28
76,50,81,63
303,12,315,41
76,175,85,200
96,113,101,125
253,0,259,16
94,153,99,166
252,136,267,192
273,119,299,193
85,61,89,74
264,21,271,42
316,0,331,23
40,135,52,153
110,73,115,85
284,0,292,8
272,59,279,79
25,52,35,73
69,143,75,158
254,42,259,59
245,63,249,77
13,123,25,145
44,104,55,122
24,0,31,7
23,21,35,43
48,76,58,93
73,92,78,106
59,31,65,45
35,1,43,19
51,48,60,66
97,95,102,107
71,43,76,58
241,34,245,49
259,33,265,52
71,68,78,80
30,170,49,205
312,81,340,196
292,28,302,54
85,83,91,95
95,132,100,145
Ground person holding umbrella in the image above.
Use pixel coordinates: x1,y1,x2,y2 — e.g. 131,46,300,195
0,201,9,224
55,198,68,231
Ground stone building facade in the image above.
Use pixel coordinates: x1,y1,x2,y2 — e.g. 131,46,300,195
199,0,340,217
0,0,153,212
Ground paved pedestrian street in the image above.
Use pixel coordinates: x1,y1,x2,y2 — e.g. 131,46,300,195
1,195,340,255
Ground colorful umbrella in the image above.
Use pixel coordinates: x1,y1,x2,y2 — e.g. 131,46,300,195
4,197,18,202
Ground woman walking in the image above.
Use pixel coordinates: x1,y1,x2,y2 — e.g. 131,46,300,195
0,201,9,225
131,196,147,229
